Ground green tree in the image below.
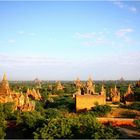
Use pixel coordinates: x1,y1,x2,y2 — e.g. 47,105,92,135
0,104,7,139
92,105,112,117
17,111,45,138
134,119,140,128
33,114,119,139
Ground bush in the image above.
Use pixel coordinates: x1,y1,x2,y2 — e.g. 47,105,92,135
92,105,112,117
33,114,120,139
47,96,75,112
121,111,138,118
0,127,6,139
112,102,120,105
128,102,140,111
121,102,140,111
134,120,140,128
45,108,63,119
0,102,15,120
34,117,74,139
17,111,46,138
0,117,6,139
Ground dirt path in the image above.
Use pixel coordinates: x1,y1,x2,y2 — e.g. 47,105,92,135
97,117,136,126
97,117,140,138
118,126,140,139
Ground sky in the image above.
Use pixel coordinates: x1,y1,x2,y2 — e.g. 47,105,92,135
0,0,140,81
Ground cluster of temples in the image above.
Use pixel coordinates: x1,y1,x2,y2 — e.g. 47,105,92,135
0,73,136,112
74,77,135,112
0,74,42,111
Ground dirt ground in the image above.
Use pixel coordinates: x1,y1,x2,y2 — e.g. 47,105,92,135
107,107,140,119
118,126,140,139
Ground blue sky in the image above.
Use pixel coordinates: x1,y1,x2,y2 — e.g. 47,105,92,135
0,1,140,80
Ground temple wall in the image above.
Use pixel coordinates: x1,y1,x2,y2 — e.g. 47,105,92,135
76,94,106,112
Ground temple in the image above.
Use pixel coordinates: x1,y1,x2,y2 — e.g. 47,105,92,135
110,85,120,102
74,77,82,95
75,77,106,112
26,88,42,100
85,76,95,94
0,73,41,111
56,81,64,90
124,84,134,104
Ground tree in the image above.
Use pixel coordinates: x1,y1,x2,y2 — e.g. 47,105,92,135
33,114,120,139
92,105,112,117
17,111,46,138
0,104,7,139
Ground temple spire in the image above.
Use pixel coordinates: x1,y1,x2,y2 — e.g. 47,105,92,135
88,75,92,82
3,73,7,81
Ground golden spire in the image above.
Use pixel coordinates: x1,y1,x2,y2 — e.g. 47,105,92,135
101,85,106,95
76,77,81,82
88,75,92,82
3,73,7,81
77,77,80,80
101,85,105,92
127,84,132,94
114,85,117,92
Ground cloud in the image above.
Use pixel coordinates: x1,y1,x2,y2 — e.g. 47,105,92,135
28,32,36,36
81,37,116,47
129,7,137,12
113,1,137,13
18,31,36,36
0,52,140,80
116,28,133,43
81,39,107,47
116,28,133,37
74,32,95,39
8,39,16,43
0,55,70,68
18,31,25,35
74,30,115,47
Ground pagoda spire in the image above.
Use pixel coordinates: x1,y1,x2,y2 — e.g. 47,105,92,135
88,75,92,82
3,73,7,81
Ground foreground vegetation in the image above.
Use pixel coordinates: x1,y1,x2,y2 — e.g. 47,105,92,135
0,80,140,139
0,103,119,139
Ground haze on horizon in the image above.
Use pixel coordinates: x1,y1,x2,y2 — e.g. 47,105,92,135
0,1,140,81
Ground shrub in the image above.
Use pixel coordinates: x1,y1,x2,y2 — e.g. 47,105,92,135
33,114,119,139
112,102,120,105
0,117,6,139
47,96,75,112
17,111,46,138
0,127,6,139
121,102,140,111
134,120,140,128
121,111,138,118
92,105,112,117
45,108,63,119
128,102,140,111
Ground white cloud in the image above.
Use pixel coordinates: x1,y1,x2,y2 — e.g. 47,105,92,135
116,28,133,37
74,30,116,47
129,7,137,12
116,28,133,43
8,39,16,43
113,1,137,13
0,52,140,80
28,32,36,36
82,38,115,47
18,31,25,35
0,55,70,68
81,39,107,47
74,32,95,39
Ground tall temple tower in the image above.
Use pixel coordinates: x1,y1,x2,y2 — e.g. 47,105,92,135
0,73,10,96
